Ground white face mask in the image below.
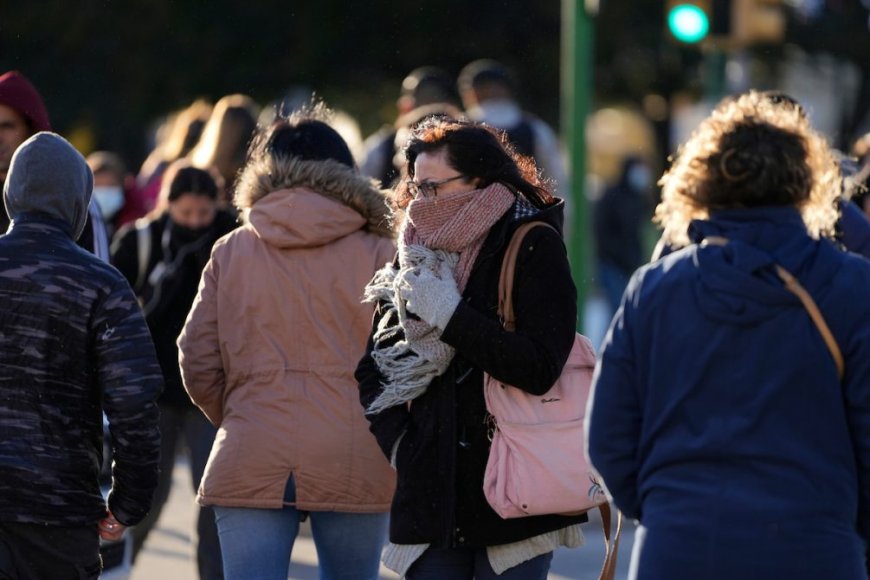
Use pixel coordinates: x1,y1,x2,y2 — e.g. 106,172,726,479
92,186,125,219
627,165,652,192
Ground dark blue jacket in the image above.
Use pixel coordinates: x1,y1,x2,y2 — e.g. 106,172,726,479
653,198,870,262
588,207,870,579
840,199,870,259
0,215,163,527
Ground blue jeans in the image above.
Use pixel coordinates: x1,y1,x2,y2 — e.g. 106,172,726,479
213,479,388,580
406,547,552,580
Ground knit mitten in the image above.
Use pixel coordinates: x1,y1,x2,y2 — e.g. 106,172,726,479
400,260,461,330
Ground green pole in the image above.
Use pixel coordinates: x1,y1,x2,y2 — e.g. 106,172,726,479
703,47,727,103
561,0,593,331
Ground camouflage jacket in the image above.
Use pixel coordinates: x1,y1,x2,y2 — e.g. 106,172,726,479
0,215,162,527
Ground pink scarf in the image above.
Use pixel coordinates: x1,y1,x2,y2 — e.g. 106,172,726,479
402,183,516,290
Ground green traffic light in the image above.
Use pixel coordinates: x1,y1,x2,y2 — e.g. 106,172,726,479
668,4,710,43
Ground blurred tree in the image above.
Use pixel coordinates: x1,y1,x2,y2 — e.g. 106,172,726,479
0,0,561,166
2,0,866,166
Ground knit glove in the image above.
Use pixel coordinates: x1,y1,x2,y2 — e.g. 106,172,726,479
399,260,462,330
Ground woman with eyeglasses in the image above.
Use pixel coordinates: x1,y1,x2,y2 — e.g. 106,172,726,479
356,116,584,579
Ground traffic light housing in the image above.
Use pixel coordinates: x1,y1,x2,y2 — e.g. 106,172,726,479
732,0,786,45
666,0,786,47
666,0,713,44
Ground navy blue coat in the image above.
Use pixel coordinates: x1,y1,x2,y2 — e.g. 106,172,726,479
588,207,870,579
840,199,870,259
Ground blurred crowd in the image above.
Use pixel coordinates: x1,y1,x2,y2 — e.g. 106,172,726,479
0,58,869,580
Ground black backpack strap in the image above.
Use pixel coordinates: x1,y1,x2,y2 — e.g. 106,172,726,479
505,117,536,158
134,218,152,292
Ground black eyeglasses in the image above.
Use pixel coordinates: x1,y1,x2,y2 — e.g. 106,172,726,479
406,174,467,198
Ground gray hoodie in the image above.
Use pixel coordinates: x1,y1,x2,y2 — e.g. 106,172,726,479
3,132,93,240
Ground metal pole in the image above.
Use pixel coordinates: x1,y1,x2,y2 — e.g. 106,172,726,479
561,0,594,330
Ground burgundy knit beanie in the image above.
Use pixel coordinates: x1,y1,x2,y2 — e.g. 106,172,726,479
0,71,51,132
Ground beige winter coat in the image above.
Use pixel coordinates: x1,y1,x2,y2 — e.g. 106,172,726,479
178,156,396,512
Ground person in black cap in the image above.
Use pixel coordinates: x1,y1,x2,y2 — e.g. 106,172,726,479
457,59,568,209
360,66,461,188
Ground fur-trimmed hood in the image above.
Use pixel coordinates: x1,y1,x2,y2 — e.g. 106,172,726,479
235,156,394,247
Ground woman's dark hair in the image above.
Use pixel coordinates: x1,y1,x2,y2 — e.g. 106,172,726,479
149,159,221,217
706,121,812,209
396,115,554,209
163,160,220,202
250,102,355,169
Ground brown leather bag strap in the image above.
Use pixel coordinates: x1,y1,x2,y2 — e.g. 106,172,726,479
597,502,623,580
500,221,624,578
773,264,845,381
498,221,558,331
702,236,844,381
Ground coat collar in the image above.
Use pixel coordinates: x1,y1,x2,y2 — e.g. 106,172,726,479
234,155,395,239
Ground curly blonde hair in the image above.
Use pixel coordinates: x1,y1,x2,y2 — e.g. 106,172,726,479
655,91,841,247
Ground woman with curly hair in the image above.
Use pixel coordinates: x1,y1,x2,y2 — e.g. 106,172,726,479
357,116,585,579
587,90,870,579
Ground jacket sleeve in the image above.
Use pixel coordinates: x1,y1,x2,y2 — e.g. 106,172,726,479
177,251,226,426
838,199,870,259
95,277,163,527
109,224,139,287
439,226,576,396
842,264,870,544
586,271,644,520
356,301,411,459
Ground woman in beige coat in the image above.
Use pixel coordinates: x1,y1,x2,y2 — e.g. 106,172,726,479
178,108,396,580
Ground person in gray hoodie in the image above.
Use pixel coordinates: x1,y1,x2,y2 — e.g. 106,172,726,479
0,132,162,579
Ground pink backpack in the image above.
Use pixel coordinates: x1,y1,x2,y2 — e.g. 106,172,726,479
483,222,621,579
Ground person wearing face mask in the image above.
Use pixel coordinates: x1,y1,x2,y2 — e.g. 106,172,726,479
592,155,653,317
87,151,148,239
110,159,237,580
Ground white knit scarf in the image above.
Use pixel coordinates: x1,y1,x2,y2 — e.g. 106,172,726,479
363,183,516,414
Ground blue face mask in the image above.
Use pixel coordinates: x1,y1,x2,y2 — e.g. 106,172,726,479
92,186,125,219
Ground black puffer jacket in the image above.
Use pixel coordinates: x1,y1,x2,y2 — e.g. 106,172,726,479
111,210,238,408
357,199,586,548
